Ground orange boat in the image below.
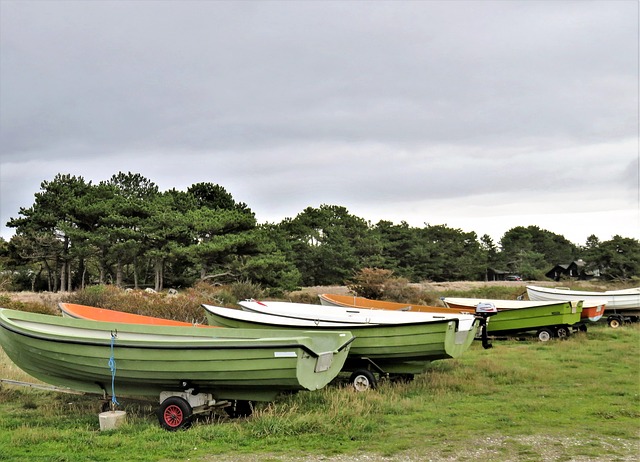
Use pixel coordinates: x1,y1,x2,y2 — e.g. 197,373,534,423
318,293,471,315
59,303,216,327
318,293,495,348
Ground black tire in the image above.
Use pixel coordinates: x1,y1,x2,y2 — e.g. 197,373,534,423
349,369,376,391
536,328,554,342
157,397,193,431
608,317,622,329
555,326,571,339
225,400,253,419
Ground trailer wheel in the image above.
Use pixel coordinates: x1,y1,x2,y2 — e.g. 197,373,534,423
555,326,571,339
608,317,622,329
157,397,193,431
536,328,554,342
350,370,376,391
225,400,253,419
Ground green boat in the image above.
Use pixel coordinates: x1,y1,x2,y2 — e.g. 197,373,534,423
202,303,479,389
0,308,354,429
443,299,584,341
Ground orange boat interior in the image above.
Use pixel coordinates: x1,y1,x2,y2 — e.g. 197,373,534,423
58,303,215,327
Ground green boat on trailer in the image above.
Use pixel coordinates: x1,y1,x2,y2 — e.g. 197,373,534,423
319,293,584,342
442,299,584,341
202,303,480,390
0,308,354,430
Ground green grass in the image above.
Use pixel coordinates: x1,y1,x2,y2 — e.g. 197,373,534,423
0,322,638,461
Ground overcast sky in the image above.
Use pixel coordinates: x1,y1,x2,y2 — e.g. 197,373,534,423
1,0,638,246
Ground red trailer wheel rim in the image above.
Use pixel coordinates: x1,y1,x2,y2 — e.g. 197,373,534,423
163,404,184,427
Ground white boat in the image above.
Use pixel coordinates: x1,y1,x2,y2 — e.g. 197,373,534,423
526,285,639,311
527,285,639,327
238,299,477,331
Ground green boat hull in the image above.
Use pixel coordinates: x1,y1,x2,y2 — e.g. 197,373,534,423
0,309,354,401
486,301,583,335
204,308,478,375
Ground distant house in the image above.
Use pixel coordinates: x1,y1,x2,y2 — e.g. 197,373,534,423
545,260,599,281
486,268,520,281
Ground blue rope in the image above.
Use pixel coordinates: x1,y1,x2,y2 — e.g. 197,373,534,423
109,331,120,407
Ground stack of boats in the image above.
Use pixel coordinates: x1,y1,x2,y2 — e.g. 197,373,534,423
0,283,637,430
0,299,481,430
203,300,482,388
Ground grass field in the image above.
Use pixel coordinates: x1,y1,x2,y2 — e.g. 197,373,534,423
0,319,638,462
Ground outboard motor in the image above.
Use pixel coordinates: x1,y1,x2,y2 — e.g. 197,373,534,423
475,302,498,349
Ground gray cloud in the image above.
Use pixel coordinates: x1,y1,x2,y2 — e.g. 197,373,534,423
1,0,638,244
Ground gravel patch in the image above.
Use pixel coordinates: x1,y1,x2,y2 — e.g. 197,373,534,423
200,435,639,462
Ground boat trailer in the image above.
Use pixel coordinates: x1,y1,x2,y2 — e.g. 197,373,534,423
606,310,640,329
0,377,251,431
346,306,498,392
155,381,253,431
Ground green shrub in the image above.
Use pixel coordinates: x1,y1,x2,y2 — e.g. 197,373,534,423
64,284,118,308
347,268,394,299
229,279,265,301
287,292,319,304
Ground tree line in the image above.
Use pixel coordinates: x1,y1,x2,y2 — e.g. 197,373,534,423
1,172,638,293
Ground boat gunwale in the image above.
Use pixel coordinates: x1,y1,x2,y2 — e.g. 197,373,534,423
207,303,466,330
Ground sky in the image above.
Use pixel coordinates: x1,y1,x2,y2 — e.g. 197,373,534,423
1,0,639,246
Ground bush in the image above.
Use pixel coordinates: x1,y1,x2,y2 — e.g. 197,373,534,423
347,268,394,299
0,294,57,315
64,285,211,323
347,268,427,302
229,279,265,301
287,292,319,305
64,284,120,308
60,282,265,324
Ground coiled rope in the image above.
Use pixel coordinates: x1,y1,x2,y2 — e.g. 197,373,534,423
109,331,120,408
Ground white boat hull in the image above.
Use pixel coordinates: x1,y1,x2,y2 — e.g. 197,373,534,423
526,285,639,312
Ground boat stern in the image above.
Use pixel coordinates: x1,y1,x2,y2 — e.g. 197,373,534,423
295,331,355,391
445,319,478,359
